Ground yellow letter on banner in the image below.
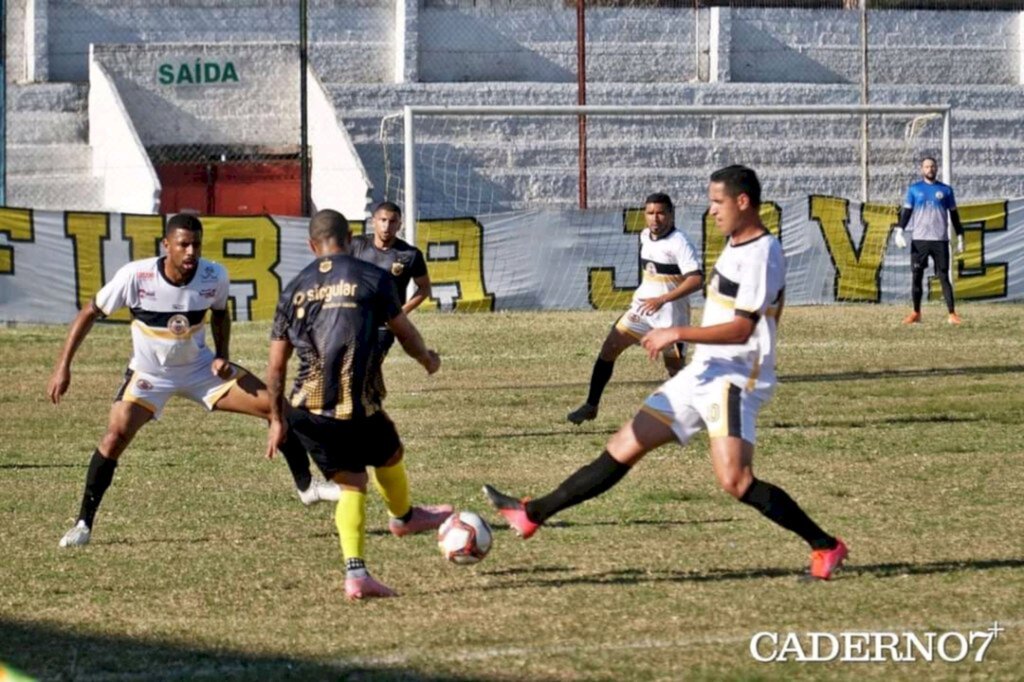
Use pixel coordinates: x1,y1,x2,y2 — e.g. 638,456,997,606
702,202,781,275
808,196,894,302
65,212,132,321
201,216,281,320
0,207,34,275
932,201,1007,301
122,214,165,260
416,217,494,311
588,207,646,311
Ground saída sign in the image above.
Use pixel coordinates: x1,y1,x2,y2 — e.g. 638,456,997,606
158,59,239,85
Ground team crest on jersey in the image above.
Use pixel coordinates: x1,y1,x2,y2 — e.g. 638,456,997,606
391,262,405,276
936,191,945,199
136,378,153,391
167,314,190,336
200,265,218,281
319,260,333,273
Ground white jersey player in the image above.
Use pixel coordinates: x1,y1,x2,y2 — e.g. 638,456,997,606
567,193,703,425
487,166,848,582
46,214,338,550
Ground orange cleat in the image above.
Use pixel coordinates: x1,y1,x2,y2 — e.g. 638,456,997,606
947,313,963,326
483,484,541,539
901,311,922,325
809,539,849,580
388,504,454,537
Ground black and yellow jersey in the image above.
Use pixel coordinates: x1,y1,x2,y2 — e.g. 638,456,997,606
349,235,427,307
271,254,401,420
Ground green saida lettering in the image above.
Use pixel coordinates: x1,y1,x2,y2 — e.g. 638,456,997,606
157,64,174,84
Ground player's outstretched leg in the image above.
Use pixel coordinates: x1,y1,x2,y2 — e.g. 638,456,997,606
567,357,613,424
59,449,119,548
482,484,541,539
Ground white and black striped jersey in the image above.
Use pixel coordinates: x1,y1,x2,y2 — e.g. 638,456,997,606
695,231,785,390
632,227,702,307
94,257,230,375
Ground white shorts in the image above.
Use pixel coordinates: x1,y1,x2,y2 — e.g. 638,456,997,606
114,362,245,420
640,364,772,446
614,300,691,359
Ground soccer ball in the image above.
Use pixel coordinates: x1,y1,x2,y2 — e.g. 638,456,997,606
437,511,493,565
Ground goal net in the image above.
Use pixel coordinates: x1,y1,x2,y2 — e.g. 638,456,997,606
379,104,949,311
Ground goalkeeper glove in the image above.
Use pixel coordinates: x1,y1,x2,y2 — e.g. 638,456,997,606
893,228,907,249
956,235,964,254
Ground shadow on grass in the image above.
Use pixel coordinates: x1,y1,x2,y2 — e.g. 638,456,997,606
411,364,1024,395
476,557,1024,590
0,618,495,682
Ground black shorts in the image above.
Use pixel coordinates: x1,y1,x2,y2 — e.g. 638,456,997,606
911,239,950,275
286,410,401,479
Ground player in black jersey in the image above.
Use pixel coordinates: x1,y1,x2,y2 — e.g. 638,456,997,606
350,201,432,357
266,209,450,601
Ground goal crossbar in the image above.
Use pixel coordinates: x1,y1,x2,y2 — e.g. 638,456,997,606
402,103,952,243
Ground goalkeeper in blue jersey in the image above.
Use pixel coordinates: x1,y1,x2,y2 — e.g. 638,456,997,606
892,157,965,325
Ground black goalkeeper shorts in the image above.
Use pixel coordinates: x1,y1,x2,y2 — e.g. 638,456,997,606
286,409,401,479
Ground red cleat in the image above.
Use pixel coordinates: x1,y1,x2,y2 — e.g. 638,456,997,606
809,538,849,580
389,504,454,537
344,574,397,601
482,484,541,539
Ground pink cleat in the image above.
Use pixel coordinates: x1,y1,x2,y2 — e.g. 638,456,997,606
809,538,849,580
482,484,541,539
388,504,454,537
344,574,397,601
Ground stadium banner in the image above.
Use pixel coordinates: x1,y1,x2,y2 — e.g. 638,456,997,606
0,197,1020,323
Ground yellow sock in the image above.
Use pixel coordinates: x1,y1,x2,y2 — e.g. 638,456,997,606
335,489,366,564
370,461,412,519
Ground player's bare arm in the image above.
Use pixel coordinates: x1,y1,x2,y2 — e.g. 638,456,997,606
265,338,293,459
47,302,104,404
210,308,232,378
402,273,432,315
641,316,756,360
637,272,703,315
387,312,441,374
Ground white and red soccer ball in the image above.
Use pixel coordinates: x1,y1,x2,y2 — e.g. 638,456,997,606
437,511,493,564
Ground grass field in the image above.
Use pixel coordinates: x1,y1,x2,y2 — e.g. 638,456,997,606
2,303,1023,681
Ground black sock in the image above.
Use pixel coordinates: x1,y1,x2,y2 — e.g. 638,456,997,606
586,358,615,407
526,451,630,524
78,449,118,529
740,478,835,550
278,437,312,492
938,274,956,313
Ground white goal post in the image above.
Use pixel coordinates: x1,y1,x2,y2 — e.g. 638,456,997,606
401,103,952,245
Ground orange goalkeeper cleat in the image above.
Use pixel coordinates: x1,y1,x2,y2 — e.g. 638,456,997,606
901,311,922,325
809,539,849,580
947,313,963,326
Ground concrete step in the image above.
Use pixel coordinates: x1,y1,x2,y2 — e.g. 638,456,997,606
5,174,106,212
6,144,93,175
6,111,88,145
6,82,89,112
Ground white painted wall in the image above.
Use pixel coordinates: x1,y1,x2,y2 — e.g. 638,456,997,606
727,7,1019,84
88,52,161,214
307,68,372,221
92,43,299,146
46,0,393,83
418,6,697,83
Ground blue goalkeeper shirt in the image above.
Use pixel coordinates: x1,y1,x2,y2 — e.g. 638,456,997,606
902,180,957,242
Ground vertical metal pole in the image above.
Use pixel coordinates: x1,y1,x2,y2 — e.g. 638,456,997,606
941,109,952,187
576,0,587,209
859,0,869,202
1,0,6,206
299,0,310,216
404,105,416,247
